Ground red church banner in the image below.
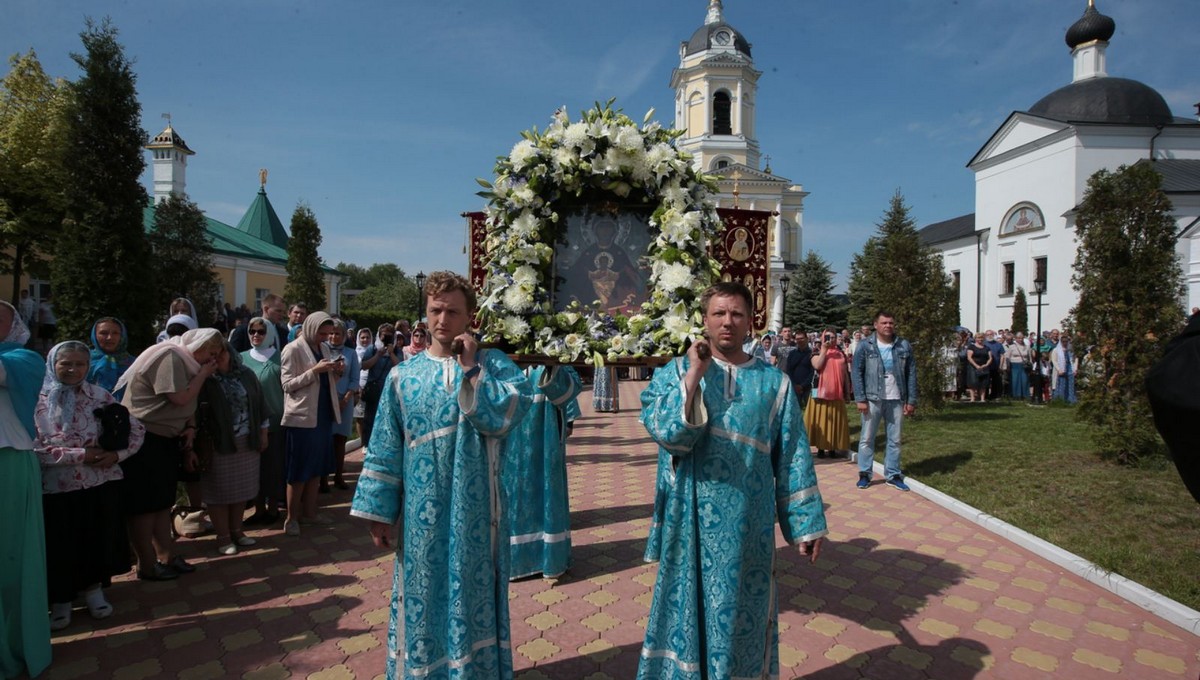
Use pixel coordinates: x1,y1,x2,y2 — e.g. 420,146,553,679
465,211,488,293
714,207,773,332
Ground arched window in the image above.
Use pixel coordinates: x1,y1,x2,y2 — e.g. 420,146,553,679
712,91,732,135
716,159,729,169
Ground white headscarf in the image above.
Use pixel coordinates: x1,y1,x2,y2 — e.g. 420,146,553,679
41,340,92,430
114,327,222,394
0,301,31,347
247,316,279,362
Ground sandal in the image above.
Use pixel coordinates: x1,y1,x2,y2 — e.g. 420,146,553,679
84,587,113,619
50,602,72,631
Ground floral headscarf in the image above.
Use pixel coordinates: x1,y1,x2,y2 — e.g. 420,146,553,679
1,300,32,347
42,340,91,431
88,317,135,393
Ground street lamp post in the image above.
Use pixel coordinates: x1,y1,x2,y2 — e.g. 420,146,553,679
779,274,791,331
1032,276,1046,404
415,271,427,322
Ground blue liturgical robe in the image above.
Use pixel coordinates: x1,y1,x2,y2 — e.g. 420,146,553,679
503,365,583,580
350,349,532,679
638,356,827,680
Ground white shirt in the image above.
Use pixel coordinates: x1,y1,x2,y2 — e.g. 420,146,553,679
877,340,902,400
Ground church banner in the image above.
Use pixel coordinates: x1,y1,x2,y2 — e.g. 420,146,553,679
714,207,773,332
465,211,488,293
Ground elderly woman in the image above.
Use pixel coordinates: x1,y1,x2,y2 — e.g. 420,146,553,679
280,312,342,536
1052,336,1078,404
0,302,50,678
322,320,360,492
87,317,136,395
196,342,269,555
804,328,851,458
242,317,286,526
116,328,221,581
36,341,146,630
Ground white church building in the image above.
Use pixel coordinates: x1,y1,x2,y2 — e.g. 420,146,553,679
920,1,1200,334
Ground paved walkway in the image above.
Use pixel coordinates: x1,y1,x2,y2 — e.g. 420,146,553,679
42,380,1199,679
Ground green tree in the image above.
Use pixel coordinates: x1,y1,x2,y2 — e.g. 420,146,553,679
284,203,326,311
52,19,155,348
846,191,959,409
784,250,845,333
149,194,219,326
1067,163,1184,462
0,50,70,304
1010,286,1029,334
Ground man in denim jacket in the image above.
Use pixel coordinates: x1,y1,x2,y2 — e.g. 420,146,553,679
851,311,917,491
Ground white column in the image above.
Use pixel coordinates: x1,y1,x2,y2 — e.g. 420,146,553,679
773,204,784,260
734,81,743,137
234,268,247,308
703,80,711,135
772,280,785,332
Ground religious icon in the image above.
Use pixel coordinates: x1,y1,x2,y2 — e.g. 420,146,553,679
726,227,753,262
554,210,652,314
1002,203,1043,235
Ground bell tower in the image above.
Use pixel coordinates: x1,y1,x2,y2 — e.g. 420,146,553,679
671,0,762,172
145,117,195,203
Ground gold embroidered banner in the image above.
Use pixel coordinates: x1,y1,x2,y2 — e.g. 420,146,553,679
713,208,772,332
465,211,488,293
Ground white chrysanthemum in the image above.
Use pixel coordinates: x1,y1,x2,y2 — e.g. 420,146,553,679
657,262,694,291
512,265,539,286
503,285,534,313
509,139,539,169
662,182,689,208
614,125,642,153
502,315,530,338
552,146,576,171
563,122,589,148
511,211,539,239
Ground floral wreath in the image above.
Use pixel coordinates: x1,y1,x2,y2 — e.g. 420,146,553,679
476,100,724,365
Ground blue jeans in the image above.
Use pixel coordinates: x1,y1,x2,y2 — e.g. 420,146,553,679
858,399,904,480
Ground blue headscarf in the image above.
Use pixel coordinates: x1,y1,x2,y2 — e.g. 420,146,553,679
88,317,136,394
0,301,45,439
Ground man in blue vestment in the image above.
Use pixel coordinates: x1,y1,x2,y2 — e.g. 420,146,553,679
350,271,532,680
637,282,827,680
504,365,582,580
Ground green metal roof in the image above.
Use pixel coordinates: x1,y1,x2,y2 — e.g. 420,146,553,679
236,189,290,249
142,200,341,275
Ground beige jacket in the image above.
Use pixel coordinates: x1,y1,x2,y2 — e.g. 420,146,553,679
280,339,342,428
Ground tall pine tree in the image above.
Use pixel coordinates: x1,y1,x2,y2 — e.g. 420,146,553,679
1068,163,1184,462
784,250,845,333
1010,286,1029,334
52,18,155,348
0,50,70,305
846,191,959,409
285,203,326,311
149,194,219,326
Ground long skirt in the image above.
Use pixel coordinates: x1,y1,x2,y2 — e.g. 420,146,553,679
593,367,620,412
285,377,335,484
1054,373,1076,404
43,481,130,604
201,435,260,505
119,432,181,516
1010,363,1029,399
803,398,850,451
0,448,51,678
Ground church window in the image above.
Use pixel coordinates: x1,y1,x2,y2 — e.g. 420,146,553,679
1033,257,1048,292
712,91,732,135
1001,262,1015,296
716,159,729,170
951,271,961,291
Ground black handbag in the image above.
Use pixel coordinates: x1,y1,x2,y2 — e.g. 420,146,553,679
93,402,131,451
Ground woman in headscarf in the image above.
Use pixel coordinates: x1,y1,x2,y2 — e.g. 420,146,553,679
155,297,198,344
87,317,136,396
324,319,360,492
804,327,852,458
280,312,341,536
1052,335,1077,404
242,317,285,526
35,341,146,631
196,341,269,555
116,328,221,581
0,301,51,678
401,326,428,360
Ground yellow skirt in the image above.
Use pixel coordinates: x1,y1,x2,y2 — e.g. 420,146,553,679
803,398,850,452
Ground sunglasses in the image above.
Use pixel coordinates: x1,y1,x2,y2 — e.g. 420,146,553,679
248,328,267,336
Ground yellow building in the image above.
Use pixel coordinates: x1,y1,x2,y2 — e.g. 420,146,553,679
673,0,807,329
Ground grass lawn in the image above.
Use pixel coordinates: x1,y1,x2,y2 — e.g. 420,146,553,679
850,399,1200,612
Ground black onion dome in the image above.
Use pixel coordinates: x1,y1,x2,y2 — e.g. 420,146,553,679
1065,3,1116,48
1029,77,1173,126
685,23,752,58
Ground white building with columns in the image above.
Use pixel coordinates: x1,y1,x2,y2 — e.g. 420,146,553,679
921,1,1200,334
673,0,806,331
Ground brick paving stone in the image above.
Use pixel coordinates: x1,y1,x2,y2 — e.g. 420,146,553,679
40,379,1200,679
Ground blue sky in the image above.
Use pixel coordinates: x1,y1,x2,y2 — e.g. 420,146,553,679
5,0,1198,291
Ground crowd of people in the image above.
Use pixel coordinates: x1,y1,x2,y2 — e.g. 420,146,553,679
948,327,1086,404
1,290,434,678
